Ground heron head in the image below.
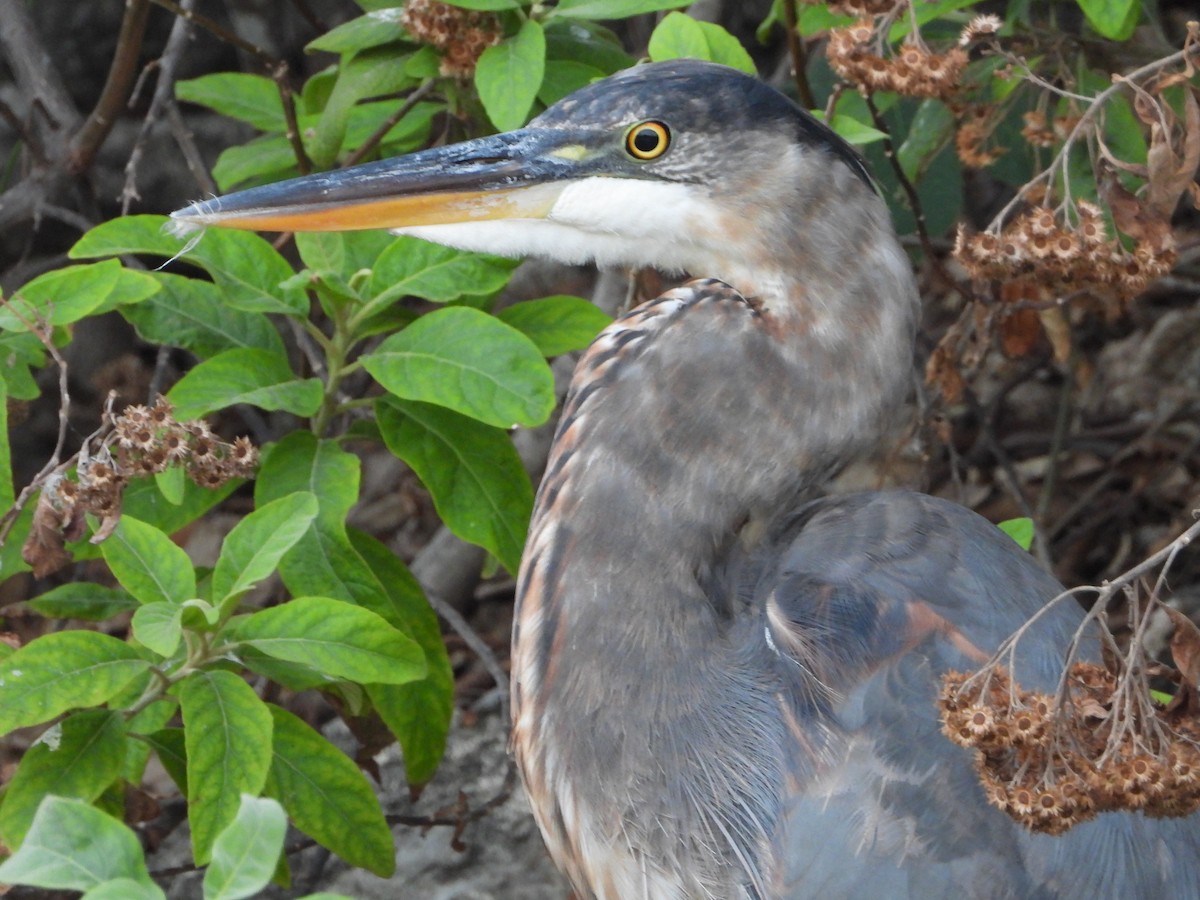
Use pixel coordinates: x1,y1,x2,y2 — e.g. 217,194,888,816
171,60,874,282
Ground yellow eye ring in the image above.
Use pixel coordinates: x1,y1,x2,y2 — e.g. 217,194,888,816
625,121,671,160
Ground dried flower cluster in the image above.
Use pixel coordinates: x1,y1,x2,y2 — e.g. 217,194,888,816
820,0,902,16
954,104,1004,168
953,200,1176,304
939,665,1200,834
400,0,501,79
22,398,258,578
826,22,969,98
1020,110,1081,148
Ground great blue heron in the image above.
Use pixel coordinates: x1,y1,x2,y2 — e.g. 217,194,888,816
173,59,1200,899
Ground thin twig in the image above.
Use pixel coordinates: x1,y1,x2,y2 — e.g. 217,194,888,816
342,79,437,169
988,44,1200,230
122,0,198,213
149,0,281,66
780,0,816,109
67,0,152,175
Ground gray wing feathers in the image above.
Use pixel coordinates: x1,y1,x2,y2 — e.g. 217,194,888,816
759,490,1200,898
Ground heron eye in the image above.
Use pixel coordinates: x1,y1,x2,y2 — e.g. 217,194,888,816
625,121,670,160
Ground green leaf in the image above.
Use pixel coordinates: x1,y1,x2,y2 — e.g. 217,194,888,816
998,517,1035,551
377,399,532,573
71,216,307,316
124,699,176,784
254,435,385,610
647,13,756,73
310,45,416,169
350,530,453,785
143,728,188,795
0,330,46,400
306,9,409,53
176,73,286,132
441,0,521,9
366,237,518,307
203,795,287,900
83,878,166,900
122,273,284,359
897,99,956,182
553,0,688,17
131,603,183,657
497,295,611,356
538,59,606,106
0,376,10,513
0,261,159,332
544,19,633,74
155,465,186,505
264,705,394,875
362,306,554,428
101,515,196,605
0,711,126,847
211,135,299,192
1075,0,1139,39
211,492,319,605
475,19,545,132
167,348,323,420
237,596,426,684
0,632,149,733
0,797,155,891
27,583,139,621
179,670,274,864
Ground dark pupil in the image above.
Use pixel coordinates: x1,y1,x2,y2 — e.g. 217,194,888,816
633,128,660,153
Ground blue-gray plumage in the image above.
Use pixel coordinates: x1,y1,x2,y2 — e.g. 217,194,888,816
172,59,1200,899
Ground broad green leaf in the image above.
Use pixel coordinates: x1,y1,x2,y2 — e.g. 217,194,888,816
497,295,611,356
998,517,1035,551
211,492,319,604
553,0,688,17
211,135,299,192
366,237,518,307
71,216,307,316
131,603,183,657
647,10,705,60
101,515,196,605
0,632,149,733
826,112,888,146
124,699,176,785
264,705,393,875
475,19,545,132
1075,0,1139,39
538,59,606,106
377,399,532,573
143,728,188,795
83,878,165,900
0,330,46,400
0,797,154,891
167,348,323,420
155,464,186,505
0,711,126,847
179,670,273,864
648,14,755,74
256,434,358,526
122,273,284,359
0,376,10,512
362,306,554,428
310,45,415,169
176,73,286,131
306,8,409,53
544,19,633,74
897,99,956,182
351,530,453,785
27,584,139,621
203,795,287,900
254,435,385,611
237,596,425,684
441,0,520,8
0,261,158,332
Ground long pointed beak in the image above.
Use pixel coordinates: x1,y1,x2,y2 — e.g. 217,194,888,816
171,128,587,234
